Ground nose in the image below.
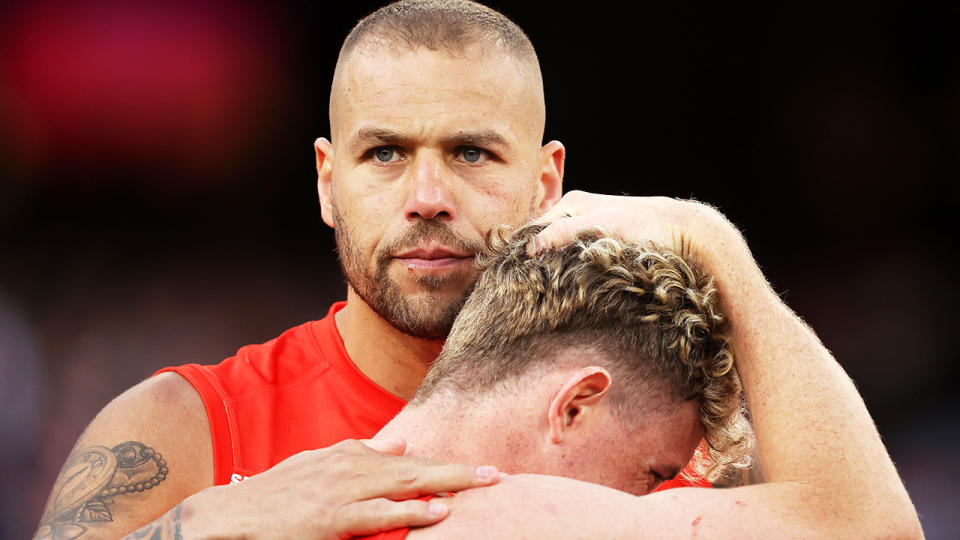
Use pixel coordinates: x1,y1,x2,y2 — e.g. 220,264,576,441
402,152,456,221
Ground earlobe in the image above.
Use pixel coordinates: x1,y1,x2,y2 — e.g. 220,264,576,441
535,140,565,214
547,367,612,444
315,137,335,228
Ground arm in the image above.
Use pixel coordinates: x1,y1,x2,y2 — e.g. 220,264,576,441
34,373,501,540
33,373,212,540
411,192,921,539
537,193,922,537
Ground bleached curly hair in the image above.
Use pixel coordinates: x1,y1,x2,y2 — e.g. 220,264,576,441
414,223,752,480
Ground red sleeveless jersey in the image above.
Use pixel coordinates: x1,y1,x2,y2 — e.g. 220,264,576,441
156,301,706,491
156,302,404,485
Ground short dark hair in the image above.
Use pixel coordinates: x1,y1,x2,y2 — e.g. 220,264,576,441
340,0,537,63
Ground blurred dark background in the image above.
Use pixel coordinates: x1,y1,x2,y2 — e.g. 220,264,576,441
1,1,957,538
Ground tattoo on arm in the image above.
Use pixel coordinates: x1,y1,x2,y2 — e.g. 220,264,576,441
123,504,183,540
34,441,170,540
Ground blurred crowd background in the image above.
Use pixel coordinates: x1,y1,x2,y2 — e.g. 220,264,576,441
1,1,957,538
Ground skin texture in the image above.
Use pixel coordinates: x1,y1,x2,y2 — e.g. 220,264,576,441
315,44,563,400
31,41,566,540
31,371,503,540
396,193,922,539
378,363,705,496
33,42,562,540
33,374,212,540
32,27,921,540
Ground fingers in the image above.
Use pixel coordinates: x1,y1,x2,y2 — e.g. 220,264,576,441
527,215,608,257
352,459,501,502
534,189,595,222
360,436,407,456
335,497,450,538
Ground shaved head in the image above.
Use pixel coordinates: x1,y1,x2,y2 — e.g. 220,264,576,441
316,0,563,342
329,0,545,141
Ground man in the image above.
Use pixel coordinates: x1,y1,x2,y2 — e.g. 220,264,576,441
340,224,748,538
380,224,750,493
36,2,564,538
34,1,921,539
353,218,923,539
136,218,921,539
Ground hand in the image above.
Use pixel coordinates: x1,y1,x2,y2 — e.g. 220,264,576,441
528,191,758,292
529,191,719,258
180,438,501,540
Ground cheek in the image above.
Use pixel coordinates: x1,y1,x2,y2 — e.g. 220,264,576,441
467,179,537,228
332,173,399,248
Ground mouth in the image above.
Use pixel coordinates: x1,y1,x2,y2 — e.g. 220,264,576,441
392,243,475,270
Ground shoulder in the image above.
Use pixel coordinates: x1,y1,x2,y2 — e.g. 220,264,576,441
35,373,214,538
83,372,213,487
201,316,338,392
407,475,642,540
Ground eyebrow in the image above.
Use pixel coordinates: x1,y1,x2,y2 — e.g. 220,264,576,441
347,126,511,155
348,127,412,154
441,129,510,150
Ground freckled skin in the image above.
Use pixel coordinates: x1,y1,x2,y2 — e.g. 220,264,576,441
526,398,704,495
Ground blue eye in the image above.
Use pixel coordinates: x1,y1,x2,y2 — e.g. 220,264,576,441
460,148,483,163
375,147,397,162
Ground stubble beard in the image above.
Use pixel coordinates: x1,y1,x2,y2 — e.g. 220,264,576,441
333,209,482,340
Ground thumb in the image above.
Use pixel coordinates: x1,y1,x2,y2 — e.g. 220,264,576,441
360,436,407,455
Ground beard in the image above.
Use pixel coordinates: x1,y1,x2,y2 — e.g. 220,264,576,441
333,209,483,340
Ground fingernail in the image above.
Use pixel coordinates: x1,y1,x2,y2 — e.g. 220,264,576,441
368,436,404,449
526,235,544,256
476,465,498,482
429,502,448,517
534,235,545,254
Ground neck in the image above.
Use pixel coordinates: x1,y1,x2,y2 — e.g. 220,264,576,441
376,394,531,470
376,400,507,464
335,287,445,400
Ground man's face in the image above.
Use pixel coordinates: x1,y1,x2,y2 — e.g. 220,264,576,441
318,45,560,339
532,397,704,496
604,400,705,495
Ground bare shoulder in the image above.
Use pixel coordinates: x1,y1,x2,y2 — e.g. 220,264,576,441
408,475,642,540
34,372,213,540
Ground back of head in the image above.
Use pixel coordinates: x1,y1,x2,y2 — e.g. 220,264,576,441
415,223,752,479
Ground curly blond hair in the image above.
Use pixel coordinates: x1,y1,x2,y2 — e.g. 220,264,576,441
414,224,752,480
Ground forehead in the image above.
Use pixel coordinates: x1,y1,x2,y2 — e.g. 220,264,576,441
332,45,543,146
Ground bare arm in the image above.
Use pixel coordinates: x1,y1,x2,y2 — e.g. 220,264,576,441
34,373,502,540
33,373,213,540
411,193,922,539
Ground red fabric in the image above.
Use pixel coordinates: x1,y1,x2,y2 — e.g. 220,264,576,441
655,473,710,491
155,302,404,485
354,527,410,540
155,300,708,490
353,495,443,540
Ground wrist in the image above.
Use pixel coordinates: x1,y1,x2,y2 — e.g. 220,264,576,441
176,485,227,539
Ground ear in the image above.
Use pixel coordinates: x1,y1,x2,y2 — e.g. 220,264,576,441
315,137,335,228
533,140,565,214
547,366,612,444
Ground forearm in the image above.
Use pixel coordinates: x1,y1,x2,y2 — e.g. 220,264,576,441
703,210,920,535
120,504,186,540
411,475,645,540
529,193,921,536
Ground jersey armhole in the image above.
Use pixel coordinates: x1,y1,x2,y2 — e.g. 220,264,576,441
155,364,236,486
